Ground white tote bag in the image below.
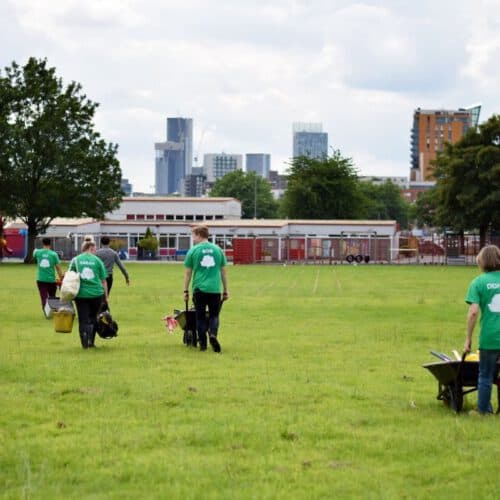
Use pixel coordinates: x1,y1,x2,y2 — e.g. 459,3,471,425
60,259,81,301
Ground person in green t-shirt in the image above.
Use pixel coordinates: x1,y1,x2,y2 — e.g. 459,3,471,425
33,237,64,313
69,240,108,349
183,225,228,352
464,244,500,414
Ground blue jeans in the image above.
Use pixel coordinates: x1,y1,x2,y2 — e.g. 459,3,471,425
477,349,500,414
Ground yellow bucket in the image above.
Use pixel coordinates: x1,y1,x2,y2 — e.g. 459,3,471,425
53,310,75,333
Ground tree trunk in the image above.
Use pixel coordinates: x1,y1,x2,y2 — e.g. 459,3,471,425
24,219,38,264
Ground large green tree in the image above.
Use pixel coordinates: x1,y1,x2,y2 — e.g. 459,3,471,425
210,170,278,218
432,114,500,247
358,180,410,228
282,151,364,219
0,58,123,262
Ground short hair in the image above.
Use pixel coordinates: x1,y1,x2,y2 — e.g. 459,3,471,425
84,234,95,243
42,237,51,246
81,240,96,253
476,245,500,272
101,236,110,245
192,225,209,239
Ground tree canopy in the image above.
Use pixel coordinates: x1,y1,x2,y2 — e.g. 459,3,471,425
209,170,278,219
358,180,410,229
0,57,123,262
281,151,364,219
430,114,500,246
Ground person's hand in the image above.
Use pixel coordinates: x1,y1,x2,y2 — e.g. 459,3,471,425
463,339,472,354
184,290,189,301
126,278,130,286
222,291,229,301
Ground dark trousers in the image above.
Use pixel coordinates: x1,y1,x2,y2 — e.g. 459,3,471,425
74,296,103,348
36,281,57,309
193,290,221,347
106,275,114,294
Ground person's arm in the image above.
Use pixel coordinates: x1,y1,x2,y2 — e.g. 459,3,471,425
184,268,192,301
114,253,130,284
464,303,480,353
102,279,109,303
55,264,64,280
221,267,229,300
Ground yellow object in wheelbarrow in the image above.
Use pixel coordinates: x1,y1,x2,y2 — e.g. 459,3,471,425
465,352,479,362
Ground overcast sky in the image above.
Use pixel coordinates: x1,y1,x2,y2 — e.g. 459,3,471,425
2,0,499,192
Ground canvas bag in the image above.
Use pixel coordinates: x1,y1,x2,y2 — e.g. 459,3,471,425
60,259,80,301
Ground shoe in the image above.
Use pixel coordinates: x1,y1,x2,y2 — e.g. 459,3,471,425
209,335,221,353
468,409,493,416
199,344,207,351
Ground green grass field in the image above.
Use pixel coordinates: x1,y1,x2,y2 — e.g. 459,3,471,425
1,262,499,499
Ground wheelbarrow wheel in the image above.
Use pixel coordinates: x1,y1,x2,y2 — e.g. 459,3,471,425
443,383,463,413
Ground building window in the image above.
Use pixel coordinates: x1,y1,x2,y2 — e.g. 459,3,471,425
215,215,223,220
126,214,135,220
195,215,203,221
178,236,191,250
146,214,154,220
175,215,184,221
136,214,145,220
166,215,174,220
156,214,165,220
185,215,194,220
159,235,176,248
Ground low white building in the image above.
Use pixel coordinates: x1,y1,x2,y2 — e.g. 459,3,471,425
106,196,242,222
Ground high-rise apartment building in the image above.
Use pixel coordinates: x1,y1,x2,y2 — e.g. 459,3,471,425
203,153,243,183
410,105,481,182
246,153,271,178
155,117,193,194
184,167,207,197
293,122,328,159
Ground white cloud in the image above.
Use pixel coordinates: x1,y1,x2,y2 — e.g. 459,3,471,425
1,0,499,192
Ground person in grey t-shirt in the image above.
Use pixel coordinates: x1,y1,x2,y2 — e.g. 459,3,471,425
96,236,130,295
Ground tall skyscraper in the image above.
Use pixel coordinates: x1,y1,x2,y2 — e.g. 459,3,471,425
203,153,243,183
293,122,328,159
410,105,481,182
155,117,193,194
246,153,271,178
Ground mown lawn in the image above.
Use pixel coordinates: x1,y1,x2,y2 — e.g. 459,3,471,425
1,262,498,499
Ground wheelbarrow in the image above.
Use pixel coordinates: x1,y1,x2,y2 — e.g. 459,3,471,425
423,352,500,413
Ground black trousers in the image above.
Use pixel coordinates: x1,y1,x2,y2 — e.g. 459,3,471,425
74,296,103,348
193,290,221,347
106,275,114,294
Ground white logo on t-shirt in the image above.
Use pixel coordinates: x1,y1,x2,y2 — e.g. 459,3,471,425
200,255,216,268
81,267,95,280
488,294,500,313
40,258,50,268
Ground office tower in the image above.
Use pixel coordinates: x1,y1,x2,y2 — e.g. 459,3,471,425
410,105,481,182
154,117,193,194
121,178,132,196
246,153,271,178
203,153,243,183
293,122,328,159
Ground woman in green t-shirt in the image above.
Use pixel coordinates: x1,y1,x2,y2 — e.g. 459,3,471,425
464,245,500,414
70,240,108,349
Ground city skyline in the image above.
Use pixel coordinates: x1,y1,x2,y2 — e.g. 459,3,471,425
2,1,499,193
